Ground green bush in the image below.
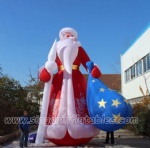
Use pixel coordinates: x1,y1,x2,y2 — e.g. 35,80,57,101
135,110,150,137
125,102,150,137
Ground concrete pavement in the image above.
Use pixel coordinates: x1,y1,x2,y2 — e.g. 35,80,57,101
1,129,150,148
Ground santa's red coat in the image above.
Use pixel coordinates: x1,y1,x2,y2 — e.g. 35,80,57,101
41,47,100,145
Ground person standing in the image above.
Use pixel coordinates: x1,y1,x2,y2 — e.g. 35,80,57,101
19,110,30,147
105,131,114,144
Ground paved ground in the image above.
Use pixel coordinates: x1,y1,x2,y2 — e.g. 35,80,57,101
1,129,150,148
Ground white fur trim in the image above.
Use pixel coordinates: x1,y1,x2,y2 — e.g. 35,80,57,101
59,27,78,38
94,63,100,70
45,61,57,74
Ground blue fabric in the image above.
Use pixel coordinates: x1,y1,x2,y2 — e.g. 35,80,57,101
19,116,30,131
28,133,37,143
86,61,132,132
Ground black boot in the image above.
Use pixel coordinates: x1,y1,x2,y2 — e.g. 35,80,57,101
105,132,109,144
111,132,114,144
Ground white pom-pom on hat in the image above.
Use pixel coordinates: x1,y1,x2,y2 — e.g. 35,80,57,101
59,27,78,38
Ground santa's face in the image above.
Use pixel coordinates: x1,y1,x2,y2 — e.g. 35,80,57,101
60,32,76,41
57,37,79,74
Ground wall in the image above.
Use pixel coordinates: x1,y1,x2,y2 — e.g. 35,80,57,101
121,26,150,99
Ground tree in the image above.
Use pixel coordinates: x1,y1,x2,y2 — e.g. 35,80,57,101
25,68,43,107
0,72,40,135
0,76,25,102
0,75,25,135
0,65,2,76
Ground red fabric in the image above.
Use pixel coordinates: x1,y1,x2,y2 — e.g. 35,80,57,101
55,46,90,69
45,46,97,145
39,68,51,82
91,66,102,78
48,131,92,146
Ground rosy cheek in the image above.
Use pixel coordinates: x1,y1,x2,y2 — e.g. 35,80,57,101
60,36,64,40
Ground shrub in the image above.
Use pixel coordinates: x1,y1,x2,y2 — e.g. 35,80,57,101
125,102,150,137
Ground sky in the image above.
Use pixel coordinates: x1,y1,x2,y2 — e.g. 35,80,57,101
0,0,150,86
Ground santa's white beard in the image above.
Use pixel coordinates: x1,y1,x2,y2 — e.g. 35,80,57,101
57,38,79,74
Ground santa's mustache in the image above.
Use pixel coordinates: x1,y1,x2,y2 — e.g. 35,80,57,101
57,38,79,74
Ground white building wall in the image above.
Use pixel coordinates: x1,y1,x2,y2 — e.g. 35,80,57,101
121,26,150,99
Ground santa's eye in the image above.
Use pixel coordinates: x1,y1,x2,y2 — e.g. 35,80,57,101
71,35,74,37
61,32,65,36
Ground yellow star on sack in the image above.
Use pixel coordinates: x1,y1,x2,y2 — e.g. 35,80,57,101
112,99,121,108
99,87,105,92
124,99,129,104
112,113,122,124
98,98,107,108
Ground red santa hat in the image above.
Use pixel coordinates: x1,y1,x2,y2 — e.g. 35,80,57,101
59,27,78,38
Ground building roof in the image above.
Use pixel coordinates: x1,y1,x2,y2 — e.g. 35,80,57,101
84,74,121,91
39,74,121,91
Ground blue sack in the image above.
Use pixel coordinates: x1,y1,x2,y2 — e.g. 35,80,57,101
28,133,37,143
86,61,132,132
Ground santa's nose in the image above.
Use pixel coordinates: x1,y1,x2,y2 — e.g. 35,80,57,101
66,34,70,38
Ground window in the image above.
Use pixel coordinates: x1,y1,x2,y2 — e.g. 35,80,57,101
147,54,150,70
131,65,135,79
143,56,148,72
136,60,142,76
143,54,150,72
125,68,131,82
124,53,150,83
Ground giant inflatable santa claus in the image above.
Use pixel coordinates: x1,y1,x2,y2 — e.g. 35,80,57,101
37,27,101,145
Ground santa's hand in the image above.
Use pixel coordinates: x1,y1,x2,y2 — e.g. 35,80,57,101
91,66,102,78
39,68,51,82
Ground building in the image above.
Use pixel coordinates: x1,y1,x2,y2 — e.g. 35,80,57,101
121,25,150,104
